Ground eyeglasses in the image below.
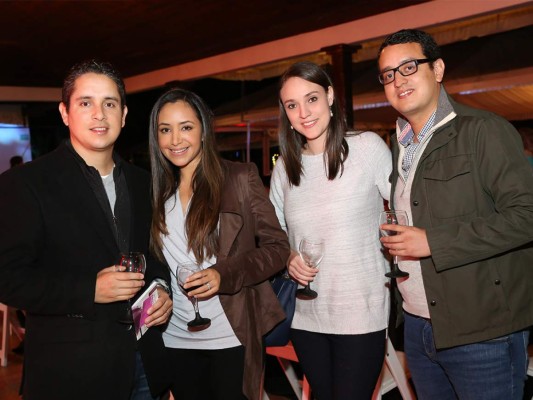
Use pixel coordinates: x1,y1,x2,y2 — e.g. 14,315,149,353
378,59,433,85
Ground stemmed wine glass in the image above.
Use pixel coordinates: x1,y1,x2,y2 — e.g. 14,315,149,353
176,262,211,331
117,252,146,324
296,238,325,300
379,210,409,278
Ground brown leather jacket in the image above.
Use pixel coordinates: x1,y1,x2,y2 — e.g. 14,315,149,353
213,160,290,399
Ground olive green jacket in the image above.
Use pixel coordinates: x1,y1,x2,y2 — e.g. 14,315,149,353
391,92,533,349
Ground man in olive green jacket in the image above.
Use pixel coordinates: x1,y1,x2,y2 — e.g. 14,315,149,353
378,29,533,400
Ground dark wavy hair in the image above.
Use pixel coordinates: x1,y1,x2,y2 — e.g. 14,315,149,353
62,59,126,110
278,61,348,186
377,29,442,69
149,88,224,264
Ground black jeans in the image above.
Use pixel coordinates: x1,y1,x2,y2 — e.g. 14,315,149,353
166,345,246,400
291,328,386,400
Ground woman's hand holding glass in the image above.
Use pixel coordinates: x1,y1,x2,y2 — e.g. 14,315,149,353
287,250,318,286
175,262,219,331
296,238,325,299
182,267,220,298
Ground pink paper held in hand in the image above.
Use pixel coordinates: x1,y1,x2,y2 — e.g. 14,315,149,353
132,281,160,340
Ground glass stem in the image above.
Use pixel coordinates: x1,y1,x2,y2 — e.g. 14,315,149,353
192,297,200,314
307,263,314,289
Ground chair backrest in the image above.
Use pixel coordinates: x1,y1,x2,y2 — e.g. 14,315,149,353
264,342,310,400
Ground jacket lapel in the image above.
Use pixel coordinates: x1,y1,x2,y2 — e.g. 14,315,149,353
218,185,243,258
54,154,118,257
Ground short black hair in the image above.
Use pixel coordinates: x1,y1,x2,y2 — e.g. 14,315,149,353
62,59,126,110
378,29,442,66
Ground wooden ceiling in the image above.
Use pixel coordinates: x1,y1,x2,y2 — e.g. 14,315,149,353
0,0,430,88
1,0,532,160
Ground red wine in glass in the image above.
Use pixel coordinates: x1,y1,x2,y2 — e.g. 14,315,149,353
117,252,146,324
176,262,211,331
179,284,202,294
379,211,409,278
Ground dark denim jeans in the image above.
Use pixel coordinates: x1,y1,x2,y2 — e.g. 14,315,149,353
404,311,529,400
131,351,159,400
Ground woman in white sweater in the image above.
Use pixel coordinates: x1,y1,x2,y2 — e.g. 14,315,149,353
269,61,392,400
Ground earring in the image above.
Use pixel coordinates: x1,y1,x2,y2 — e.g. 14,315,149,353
290,125,294,130
329,107,333,117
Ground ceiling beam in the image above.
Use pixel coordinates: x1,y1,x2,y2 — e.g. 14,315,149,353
0,86,61,102
125,0,530,93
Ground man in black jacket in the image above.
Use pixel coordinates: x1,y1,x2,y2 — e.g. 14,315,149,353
0,60,172,399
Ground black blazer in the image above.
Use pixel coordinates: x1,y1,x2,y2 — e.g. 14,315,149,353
0,143,169,400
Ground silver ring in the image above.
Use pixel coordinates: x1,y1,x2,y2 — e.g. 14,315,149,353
206,282,211,291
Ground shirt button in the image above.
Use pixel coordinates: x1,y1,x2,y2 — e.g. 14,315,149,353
494,279,501,285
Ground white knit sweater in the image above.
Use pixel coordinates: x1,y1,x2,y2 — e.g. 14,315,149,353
269,132,392,334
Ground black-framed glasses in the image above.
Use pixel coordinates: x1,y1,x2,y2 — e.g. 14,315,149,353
378,59,433,85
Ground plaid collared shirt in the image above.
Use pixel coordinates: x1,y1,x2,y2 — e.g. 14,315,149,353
399,111,436,180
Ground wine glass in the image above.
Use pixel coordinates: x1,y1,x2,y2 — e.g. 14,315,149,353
379,210,409,278
176,262,211,331
117,252,146,324
296,238,325,300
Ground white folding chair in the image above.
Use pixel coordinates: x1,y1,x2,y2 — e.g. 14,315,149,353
372,336,416,399
263,337,416,400
263,341,311,400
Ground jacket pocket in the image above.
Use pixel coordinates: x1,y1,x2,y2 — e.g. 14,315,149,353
422,155,476,219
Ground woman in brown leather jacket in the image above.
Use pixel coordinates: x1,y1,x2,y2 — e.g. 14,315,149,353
147,88,290,400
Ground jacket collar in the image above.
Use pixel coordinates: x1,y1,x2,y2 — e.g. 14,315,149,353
395,87,458,166
397,86,455,135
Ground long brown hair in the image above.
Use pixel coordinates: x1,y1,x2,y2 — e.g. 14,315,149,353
149,88,224,264
278,61,349,186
